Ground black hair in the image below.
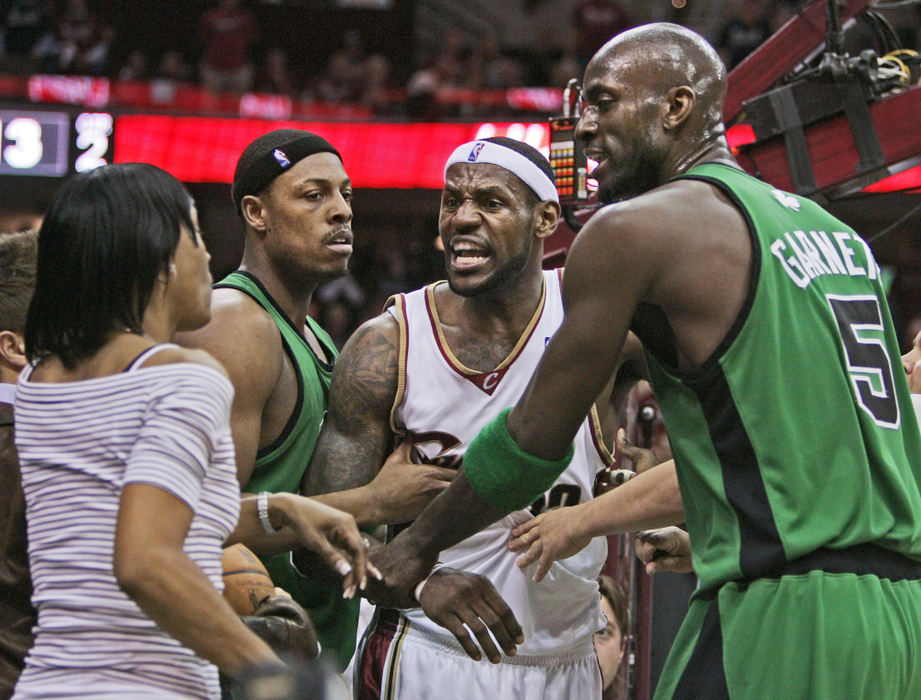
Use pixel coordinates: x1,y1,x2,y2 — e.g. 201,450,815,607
25,163,195,369
480,136,556,205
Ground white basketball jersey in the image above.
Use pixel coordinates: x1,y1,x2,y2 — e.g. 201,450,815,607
386,269,611,655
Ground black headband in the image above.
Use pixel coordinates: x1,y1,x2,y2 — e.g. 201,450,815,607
231,133,341,215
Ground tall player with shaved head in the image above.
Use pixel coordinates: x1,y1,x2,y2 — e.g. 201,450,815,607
370,24,921,699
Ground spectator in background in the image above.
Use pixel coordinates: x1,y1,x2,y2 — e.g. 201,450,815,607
548,40,583,89
572,0,632,66
0,230,37,700
405,39,467,120
315,276,366,350
359,53,392,114
715,0,772,69
117,49,148,81
595,575,629,699
255,47,295,97
56,0,111,75
311,52,359,103
153,49,193,83
0,0,51,74
198,0,259,94
470,33,526,90
311,31,366,103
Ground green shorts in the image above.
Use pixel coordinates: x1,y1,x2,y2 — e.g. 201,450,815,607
655,569,921,699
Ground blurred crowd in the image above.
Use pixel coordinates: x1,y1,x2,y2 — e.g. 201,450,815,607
5,0,920,117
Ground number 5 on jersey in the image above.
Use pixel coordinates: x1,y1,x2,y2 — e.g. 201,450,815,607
827,294,900,429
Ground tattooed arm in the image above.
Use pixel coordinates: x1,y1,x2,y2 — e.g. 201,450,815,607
301,313,455,528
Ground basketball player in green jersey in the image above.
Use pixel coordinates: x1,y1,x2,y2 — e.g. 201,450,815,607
367,24,921,699
630,327,921,579
177,130,455,670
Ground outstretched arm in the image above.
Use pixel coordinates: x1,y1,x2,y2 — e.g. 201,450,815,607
301,313,455,528
508,461,683,581
507,429,683,580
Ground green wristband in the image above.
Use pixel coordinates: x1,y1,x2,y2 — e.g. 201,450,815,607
464,408,574,512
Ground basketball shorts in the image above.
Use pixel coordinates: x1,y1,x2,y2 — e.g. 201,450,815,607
353,612,602,700
654,569,921,699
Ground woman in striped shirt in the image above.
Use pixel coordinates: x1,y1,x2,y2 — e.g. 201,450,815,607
13,163,368,699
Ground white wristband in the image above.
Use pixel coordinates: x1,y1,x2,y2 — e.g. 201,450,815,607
413,563,445,604
257,491,279,534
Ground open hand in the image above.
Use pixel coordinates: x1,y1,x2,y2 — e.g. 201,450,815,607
418,567,523,663
507,505,591,582
635,526,693,575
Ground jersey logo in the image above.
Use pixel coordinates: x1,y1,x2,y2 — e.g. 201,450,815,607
406,430,463,469
771,188,801,211
468,368,509,395
530,483,582,515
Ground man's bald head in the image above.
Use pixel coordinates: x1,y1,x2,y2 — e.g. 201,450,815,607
590,23,727,138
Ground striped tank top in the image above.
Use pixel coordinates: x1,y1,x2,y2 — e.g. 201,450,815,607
13,344,240,699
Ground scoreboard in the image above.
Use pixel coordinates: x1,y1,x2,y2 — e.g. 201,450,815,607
0,109,567,191
0,109,114,177
0,107,915,195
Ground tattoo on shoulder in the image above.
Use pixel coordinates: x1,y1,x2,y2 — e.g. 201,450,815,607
329,320,399,432
305,320,399,493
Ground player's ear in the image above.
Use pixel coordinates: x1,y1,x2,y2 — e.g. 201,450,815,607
0,330,26,370
533,200,560,240
664,85,695,131
241,194,268,233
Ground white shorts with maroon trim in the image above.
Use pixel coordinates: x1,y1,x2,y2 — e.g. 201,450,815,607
353,609,602,700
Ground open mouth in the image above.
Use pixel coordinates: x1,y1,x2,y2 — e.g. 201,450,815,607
584,149,608,179
449,239,491,271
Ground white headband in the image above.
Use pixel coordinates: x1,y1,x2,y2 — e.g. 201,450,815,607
444,140,559,203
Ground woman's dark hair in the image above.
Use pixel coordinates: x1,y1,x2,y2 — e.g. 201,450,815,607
25,163,195,369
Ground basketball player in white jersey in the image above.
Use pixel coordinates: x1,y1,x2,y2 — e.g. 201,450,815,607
303,136,643,699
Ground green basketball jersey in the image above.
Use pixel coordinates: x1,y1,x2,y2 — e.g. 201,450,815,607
215,271,358,670
643,164,921,594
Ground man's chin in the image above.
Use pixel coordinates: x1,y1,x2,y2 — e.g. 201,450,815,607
597,179,643,205
447,271,496,297
446,276,479,297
